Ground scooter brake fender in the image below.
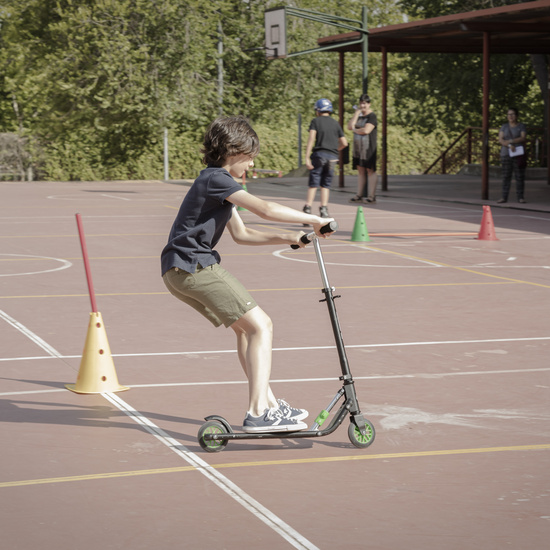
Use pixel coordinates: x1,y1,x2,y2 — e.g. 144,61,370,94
204,415,234,433
351,414,368,436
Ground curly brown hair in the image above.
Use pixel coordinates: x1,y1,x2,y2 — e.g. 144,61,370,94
201,116,260,166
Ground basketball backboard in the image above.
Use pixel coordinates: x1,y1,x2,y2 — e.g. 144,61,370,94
264,8,287,59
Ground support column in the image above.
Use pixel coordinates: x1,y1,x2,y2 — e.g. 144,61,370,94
339,51,345,188
381,47,388,191
361,6,368,94
547,68,550,185
482,31,490,200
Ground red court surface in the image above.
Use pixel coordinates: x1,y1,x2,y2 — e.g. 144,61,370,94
1,177,549,550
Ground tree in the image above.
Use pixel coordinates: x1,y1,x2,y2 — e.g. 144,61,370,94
0,0,222,178
394,0,547,134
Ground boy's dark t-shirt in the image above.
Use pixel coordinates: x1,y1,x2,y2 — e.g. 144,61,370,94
161,166,242,275
309,116,345,158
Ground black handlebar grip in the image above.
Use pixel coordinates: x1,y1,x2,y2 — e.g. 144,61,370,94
290,233,311,250
290,221,338,249
320,220,339,234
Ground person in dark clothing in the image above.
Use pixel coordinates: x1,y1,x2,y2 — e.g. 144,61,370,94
347,94,378,204
497,107,527,204
303,98,348,220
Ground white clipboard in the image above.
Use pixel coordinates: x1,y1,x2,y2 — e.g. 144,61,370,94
509,145,524,157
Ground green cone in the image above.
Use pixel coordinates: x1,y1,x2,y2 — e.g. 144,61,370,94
351,206,370,242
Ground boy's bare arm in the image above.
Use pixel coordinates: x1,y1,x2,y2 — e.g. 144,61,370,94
226,210,308,247
305,129,316,169
338,136,348,150
227,191,333,237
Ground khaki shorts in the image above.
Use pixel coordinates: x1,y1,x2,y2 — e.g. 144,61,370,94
162,264,257,328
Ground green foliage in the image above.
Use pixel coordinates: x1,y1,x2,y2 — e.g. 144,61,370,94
393,0,546,135
0,0,545,179
385,126,451,175
254,121,301,175
399,0,517,19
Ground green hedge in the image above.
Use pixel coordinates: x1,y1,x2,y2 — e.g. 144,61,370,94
30,121,452,181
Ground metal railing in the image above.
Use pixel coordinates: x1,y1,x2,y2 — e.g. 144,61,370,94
424,126,546,175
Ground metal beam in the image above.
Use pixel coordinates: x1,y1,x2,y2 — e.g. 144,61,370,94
381,47,388,192
482,31,490,201
460,22,550,33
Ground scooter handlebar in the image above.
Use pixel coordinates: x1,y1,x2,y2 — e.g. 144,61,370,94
291,221,338,249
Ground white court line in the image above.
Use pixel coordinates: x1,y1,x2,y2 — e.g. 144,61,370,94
1,336,550,363
0,254,72,277
44,195,174,202
100,194,131,201
2,366,550,397
0,310,318,549
275,244,444,268
518,214,550,221
103,392,319,550
0,309,63,357
274,243,550,269
0,214,174,222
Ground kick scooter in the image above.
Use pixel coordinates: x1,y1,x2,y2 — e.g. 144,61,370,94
197,221,375,452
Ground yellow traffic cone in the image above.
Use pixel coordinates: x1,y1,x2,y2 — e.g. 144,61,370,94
351,206,370,242
66,312,128,394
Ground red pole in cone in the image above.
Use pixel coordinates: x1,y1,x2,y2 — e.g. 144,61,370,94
76,213,98,312
477,205,499,241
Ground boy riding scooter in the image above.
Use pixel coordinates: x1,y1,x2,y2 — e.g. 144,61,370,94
161,116,335,433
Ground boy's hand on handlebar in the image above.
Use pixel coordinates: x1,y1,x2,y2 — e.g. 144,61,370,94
312,218,336,238
292,231,308,249
290,221,338,250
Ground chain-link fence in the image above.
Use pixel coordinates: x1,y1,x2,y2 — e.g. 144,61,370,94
0,134,33,181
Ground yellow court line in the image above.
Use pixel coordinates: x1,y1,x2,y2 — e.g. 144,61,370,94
0,233,167,239
0,281,515,300
248,281,514,292
243,226,550,288
0,253,286,261
0,256,161,262
341,241,550,289
1,443,548,489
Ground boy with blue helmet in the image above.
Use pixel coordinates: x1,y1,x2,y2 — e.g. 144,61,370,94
314,98,333,112
303,98,347,221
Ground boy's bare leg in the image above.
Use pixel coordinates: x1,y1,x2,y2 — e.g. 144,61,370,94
231,306,277,417
320,187,330,207
305,186,317,207
234,324,277,409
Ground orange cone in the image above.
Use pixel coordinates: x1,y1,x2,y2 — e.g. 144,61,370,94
477,205,499,241
66,312,128,394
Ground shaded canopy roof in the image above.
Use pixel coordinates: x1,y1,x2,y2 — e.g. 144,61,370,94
318,0,550,54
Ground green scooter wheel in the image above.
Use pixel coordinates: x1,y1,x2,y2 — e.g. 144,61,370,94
348,419,375,449
198,420,228,453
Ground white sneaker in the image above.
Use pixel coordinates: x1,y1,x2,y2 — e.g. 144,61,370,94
243,407,308,433
277,399,308,421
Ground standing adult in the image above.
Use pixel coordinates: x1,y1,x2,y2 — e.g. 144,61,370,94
498,107,527,204
303,98,348,220
347,94,378,204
